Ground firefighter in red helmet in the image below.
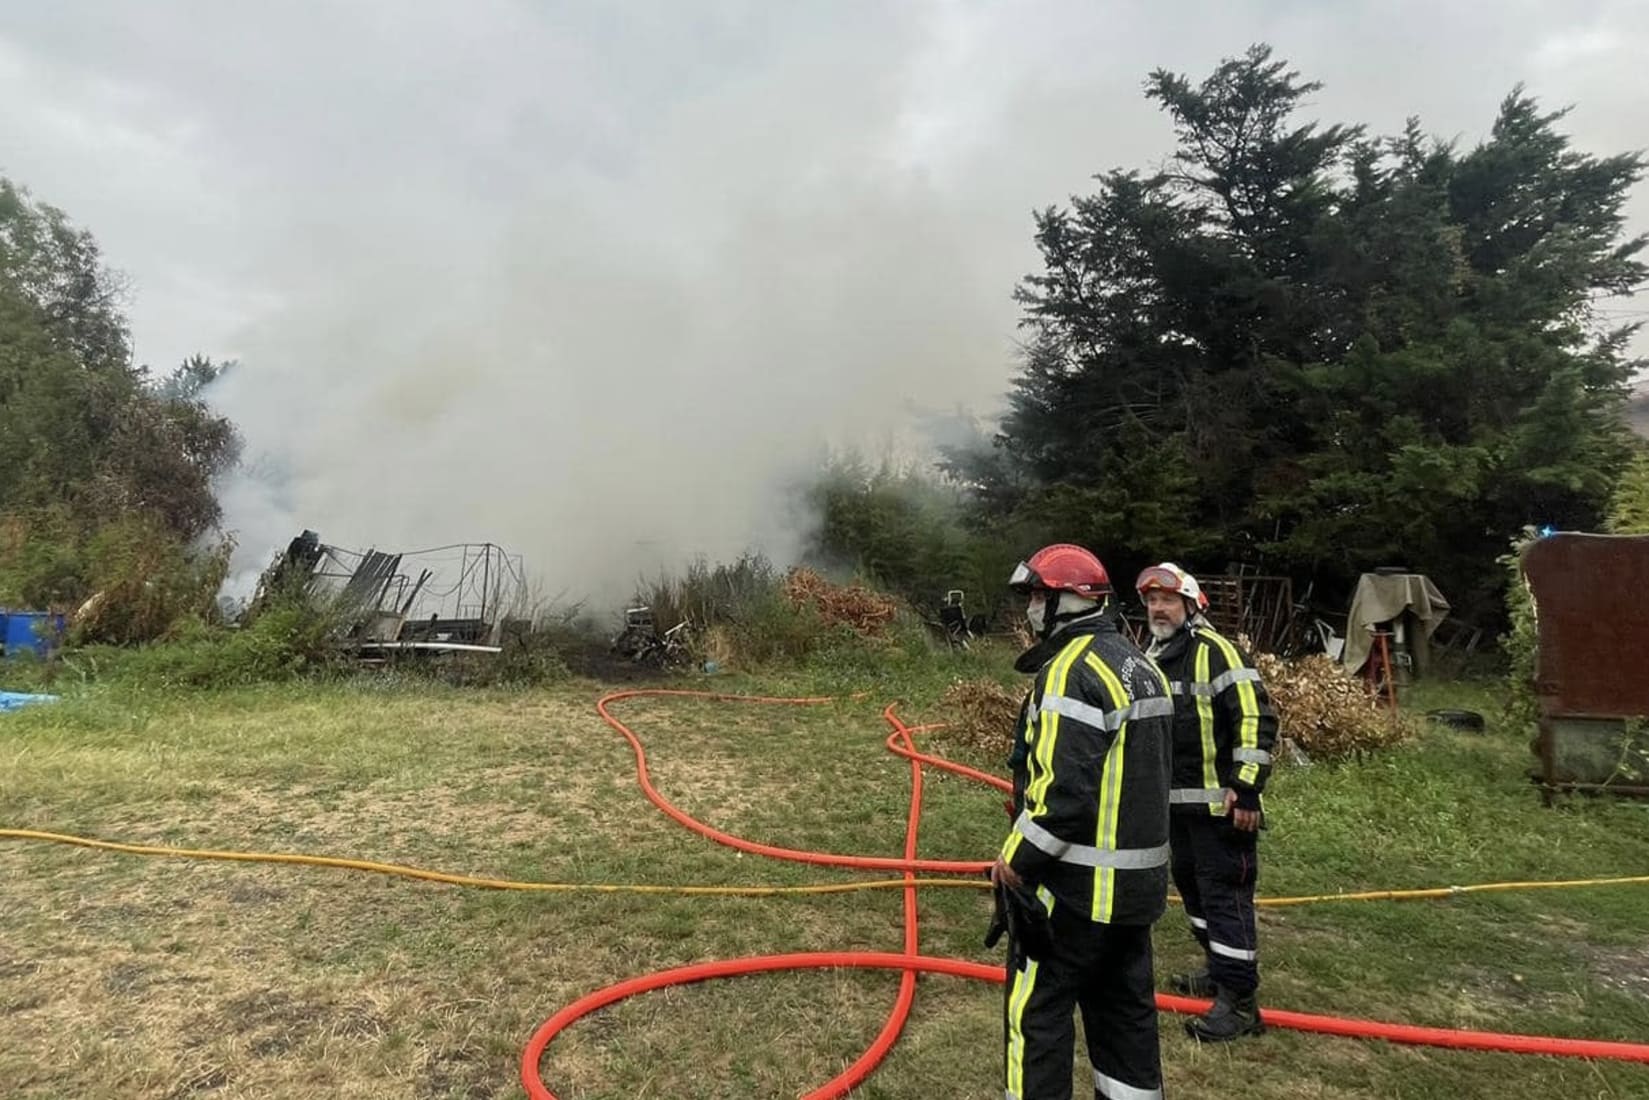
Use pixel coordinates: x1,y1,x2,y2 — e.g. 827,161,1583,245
992,544,1172,1100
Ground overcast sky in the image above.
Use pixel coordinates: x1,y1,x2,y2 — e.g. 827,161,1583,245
2,1,1645,599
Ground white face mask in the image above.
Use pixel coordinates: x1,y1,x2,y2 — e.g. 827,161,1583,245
1026,593,1050,635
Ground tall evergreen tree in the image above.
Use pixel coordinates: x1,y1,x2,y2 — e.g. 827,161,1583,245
954,46,1645,620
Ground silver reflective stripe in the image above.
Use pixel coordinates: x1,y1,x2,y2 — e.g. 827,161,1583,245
1015,813,1071,858
1060,841,1170,870
1040,693,1174,731
1173,666,1262,698
1188,915,1208,930
1039,693,1112,730
1131,696,1176,721
1209,940,1258,962
1233,748,1272,765
1170,787,1230,804
1210,666,1261,693
1094,1068,1164,1100
1014,813,1170,870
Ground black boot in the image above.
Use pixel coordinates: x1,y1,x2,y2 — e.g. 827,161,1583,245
1169,966,1215,997
1184,985,1264,1042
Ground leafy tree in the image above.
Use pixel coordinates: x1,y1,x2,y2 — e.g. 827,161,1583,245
0,178,130,374
0,177,240,628
958,45,1645,623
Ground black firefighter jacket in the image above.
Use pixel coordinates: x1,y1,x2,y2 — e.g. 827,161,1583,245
1001,614,1174,926
1148,619,1279,816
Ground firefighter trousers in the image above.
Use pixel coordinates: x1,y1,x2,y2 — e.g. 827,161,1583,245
1003,905,1162,1100
1169,812,1259,995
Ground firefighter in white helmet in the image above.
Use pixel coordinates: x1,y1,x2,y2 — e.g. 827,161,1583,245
1136,563,1277,1042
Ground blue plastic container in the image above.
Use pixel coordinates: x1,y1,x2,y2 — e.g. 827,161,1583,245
2,611,65,658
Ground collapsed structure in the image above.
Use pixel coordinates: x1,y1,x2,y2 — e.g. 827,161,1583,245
248,531,527,655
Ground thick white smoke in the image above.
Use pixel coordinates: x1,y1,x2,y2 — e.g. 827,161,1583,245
2,1,1644,606
202,7,1025,602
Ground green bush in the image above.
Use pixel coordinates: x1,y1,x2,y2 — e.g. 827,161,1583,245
0,510,231,644
634,553,847,669
636,553,780,631
724,588,841,667
72,516,233,644
1609,449,1649,534
806,456,1021,620
0,509,84,606
84,600,342,691
632,552,955,673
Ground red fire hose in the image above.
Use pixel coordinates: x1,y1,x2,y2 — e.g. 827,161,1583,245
520,691,1649,1098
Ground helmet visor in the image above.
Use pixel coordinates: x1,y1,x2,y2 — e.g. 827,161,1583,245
1135,565,1186,595
1008,560,1041,591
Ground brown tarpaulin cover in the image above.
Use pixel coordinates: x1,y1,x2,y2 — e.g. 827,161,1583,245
1341,573,1451,675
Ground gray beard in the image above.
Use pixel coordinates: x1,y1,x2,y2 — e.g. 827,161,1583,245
1147,620,1179,641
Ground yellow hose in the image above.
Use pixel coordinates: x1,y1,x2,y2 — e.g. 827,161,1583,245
3,826,1646,907
1250,875,1649,907
0,827,984,897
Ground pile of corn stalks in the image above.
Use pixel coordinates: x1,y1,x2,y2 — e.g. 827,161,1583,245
1251,649,1415,760
783,568,900,636
934,678,1024,757
928,648,1409,766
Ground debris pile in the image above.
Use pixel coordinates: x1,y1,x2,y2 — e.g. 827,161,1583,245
244,530,527,659
782,569,900,636
1252,650,1415,760
934,678,1023,757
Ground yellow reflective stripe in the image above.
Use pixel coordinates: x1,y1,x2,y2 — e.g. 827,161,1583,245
1081,652,1108,684
1208,632,1262,787
1085,655,1129,923
1000,830,1024,863
1193,642,1219,811
1005,959,1040,1098
1002,701,1036,863
1025,637,1091,816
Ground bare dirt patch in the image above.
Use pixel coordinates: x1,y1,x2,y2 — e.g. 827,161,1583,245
1587,944,1649,1001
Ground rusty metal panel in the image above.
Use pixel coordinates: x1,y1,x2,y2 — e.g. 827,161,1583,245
1521,533,1649,796
1521,534,1649,717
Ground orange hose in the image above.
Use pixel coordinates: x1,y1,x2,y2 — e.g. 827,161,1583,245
800,706,923,1099
520,951,1649,1077
521,691,1649,1099
596,690,991,875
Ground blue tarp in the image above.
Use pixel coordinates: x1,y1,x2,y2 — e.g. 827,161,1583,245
0,691,58,712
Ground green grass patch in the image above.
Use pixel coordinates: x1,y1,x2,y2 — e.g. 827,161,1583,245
0,667,1645,1098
